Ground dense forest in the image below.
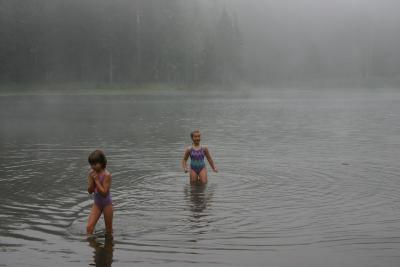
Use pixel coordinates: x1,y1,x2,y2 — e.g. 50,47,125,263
0,0,242,86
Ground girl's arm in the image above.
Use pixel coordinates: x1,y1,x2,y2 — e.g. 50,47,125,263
181,147,190,173
204,146,218,172
87,170,95,194
93,173,111,197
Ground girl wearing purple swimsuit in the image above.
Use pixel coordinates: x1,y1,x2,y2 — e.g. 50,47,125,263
86,150,113,237
182,130,218,184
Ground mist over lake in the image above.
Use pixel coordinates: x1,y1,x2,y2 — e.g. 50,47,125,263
1,0,400,266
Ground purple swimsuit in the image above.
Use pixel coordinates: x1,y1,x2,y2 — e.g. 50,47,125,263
94,174,112,209
190,147,206,175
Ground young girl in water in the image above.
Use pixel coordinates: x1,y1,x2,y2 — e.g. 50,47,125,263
182,130,218,184
86,150,113,237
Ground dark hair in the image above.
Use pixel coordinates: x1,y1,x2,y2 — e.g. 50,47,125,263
88,150,107,168
190,130,201,139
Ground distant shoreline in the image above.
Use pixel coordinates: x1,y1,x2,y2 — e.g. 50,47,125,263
0,81,399,97
0,82,189,96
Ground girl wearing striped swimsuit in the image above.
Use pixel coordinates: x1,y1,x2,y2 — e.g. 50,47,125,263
182,130,218,184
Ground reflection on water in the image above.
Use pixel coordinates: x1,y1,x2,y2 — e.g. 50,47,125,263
88,237,114,267
184,184,214,227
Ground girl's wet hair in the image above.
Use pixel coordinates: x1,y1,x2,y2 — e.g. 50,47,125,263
190,130,201,139
88,150,107,168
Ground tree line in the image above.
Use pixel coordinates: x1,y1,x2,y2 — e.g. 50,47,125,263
0,0,242,86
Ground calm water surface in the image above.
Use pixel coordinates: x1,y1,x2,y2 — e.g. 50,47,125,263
1,89,400,266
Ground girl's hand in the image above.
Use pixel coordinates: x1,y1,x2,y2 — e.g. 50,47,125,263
90,172,99,181
184,167,188,173
212,167,218,173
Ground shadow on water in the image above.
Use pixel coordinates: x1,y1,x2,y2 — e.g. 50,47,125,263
88,237,114,267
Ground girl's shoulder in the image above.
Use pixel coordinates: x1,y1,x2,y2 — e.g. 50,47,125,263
103,170,111,178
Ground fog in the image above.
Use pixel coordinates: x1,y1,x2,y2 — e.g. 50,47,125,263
1,0,400,89
226,0,400,87
2,2,400,267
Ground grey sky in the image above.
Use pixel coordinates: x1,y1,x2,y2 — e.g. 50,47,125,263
211,0,400,85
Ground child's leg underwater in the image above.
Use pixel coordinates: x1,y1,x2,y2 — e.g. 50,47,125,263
87,204,102,235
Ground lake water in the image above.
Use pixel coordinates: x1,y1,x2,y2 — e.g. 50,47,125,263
1,88,400,267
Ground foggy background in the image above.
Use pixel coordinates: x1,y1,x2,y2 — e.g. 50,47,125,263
230,0,400,88
1,0,400,89
2,2,400,266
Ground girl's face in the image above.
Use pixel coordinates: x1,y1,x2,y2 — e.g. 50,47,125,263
192,132,201,145
90,162,103,172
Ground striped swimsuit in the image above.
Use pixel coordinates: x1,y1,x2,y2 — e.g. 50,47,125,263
190,147,206,175
94,174,112,209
